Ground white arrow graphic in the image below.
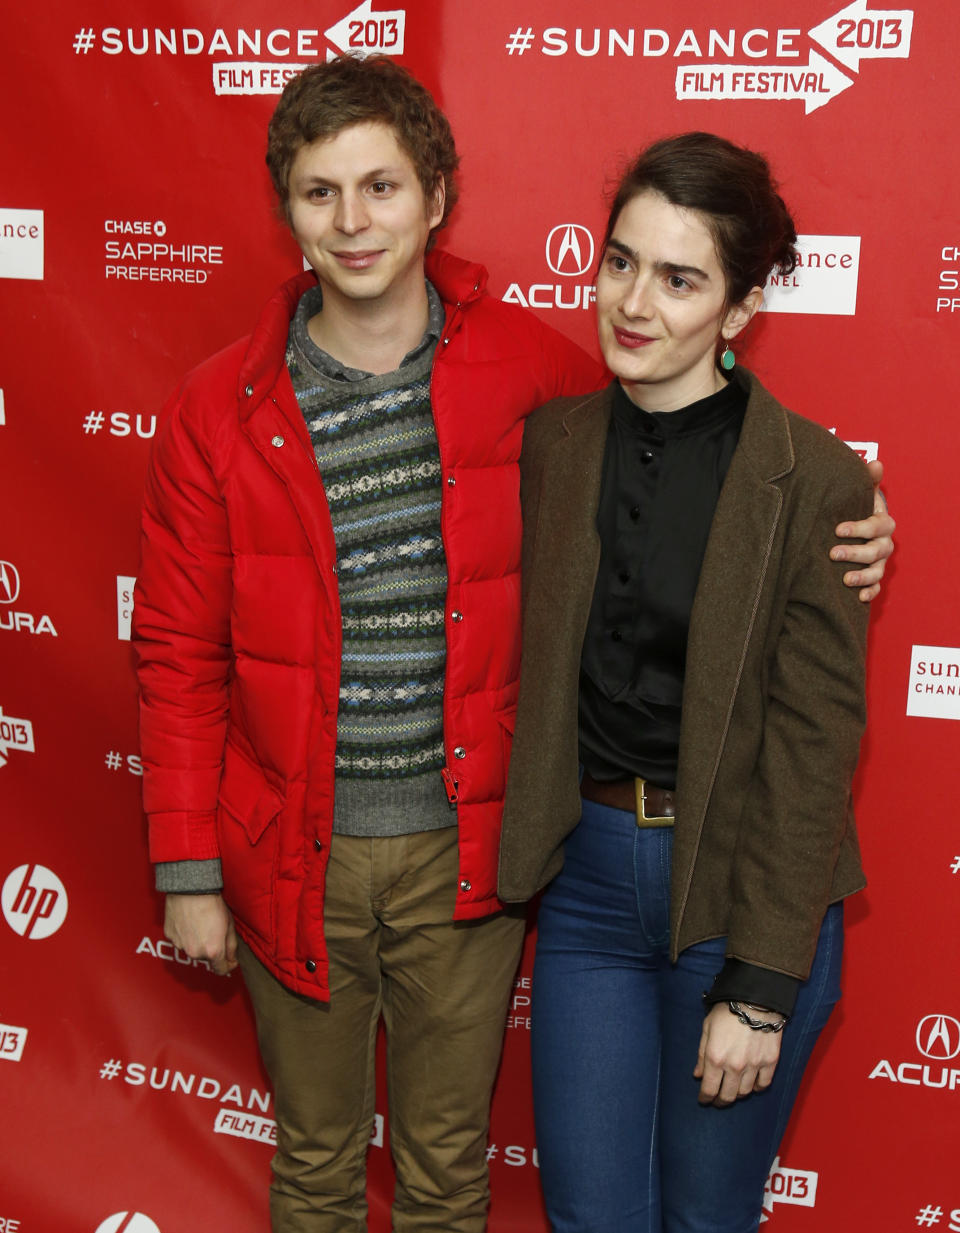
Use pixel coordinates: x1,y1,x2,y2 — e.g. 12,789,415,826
809,0,913,72
675,51,853,114
762,1156,819,1214
0,706,35,768
325,1,406,57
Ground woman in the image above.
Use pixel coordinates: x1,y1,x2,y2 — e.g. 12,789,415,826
498,133,873,1232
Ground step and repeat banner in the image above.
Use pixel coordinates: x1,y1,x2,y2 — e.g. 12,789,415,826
2,1,958,1230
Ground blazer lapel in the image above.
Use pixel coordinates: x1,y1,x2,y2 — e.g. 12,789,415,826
527,390,612,623
675,374,795,852
500,390,612,897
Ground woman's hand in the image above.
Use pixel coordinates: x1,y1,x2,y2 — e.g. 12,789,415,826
694,1003,783,1106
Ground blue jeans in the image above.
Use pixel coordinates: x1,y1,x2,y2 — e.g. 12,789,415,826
531,797,844,1233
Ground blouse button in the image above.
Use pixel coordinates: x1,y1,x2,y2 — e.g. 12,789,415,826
629,506,641,521
641,450,654,464
271,435,284,448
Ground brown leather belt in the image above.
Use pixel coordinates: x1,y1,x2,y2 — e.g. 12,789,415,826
580,771,676,827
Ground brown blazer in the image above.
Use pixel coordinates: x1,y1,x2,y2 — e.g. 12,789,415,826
498,369,873,980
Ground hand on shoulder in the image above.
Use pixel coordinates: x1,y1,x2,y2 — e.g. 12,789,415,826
833,458,895,601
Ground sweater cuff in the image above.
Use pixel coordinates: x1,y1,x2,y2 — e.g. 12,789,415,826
702,958,800,1019
156,858,223,894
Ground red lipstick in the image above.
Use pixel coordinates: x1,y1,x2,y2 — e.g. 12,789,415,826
613,327,655,349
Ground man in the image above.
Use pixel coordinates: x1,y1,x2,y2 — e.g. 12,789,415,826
133,55,893,1233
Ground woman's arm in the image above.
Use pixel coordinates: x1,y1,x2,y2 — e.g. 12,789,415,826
695,446,873,1103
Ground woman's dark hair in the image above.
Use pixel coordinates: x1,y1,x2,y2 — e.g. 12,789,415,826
604,132,798,305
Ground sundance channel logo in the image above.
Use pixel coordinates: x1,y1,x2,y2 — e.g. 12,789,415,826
763,235,860,315
117,575,136,640
907,645,960,721
0,209,43,280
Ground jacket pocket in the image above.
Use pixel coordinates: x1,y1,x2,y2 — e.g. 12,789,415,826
217,741,284,947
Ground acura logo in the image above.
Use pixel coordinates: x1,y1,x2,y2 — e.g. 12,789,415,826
916,1014,960,1060
0,561,20,604
545,224,595,277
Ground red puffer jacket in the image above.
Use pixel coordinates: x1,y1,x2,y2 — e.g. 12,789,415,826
134,249,604,999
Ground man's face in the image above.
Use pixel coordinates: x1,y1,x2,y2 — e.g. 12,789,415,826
287,121,443,312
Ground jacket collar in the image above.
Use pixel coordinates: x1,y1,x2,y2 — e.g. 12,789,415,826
674,367,796,877
425,248,488,308
727,366,795,483
237,269,317,414
235,251,489,415
552,369,795,485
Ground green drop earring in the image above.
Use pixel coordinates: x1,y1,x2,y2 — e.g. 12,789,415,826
720,344,736,372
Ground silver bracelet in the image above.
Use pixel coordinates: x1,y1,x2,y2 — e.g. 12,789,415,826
727,1000,787,1033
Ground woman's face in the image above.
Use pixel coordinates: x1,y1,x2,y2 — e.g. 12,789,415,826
595,190,760,412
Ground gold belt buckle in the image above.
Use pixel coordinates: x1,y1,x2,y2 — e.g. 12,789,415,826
634,777,674,828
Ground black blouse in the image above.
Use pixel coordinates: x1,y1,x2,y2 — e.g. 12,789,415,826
578,378,746,789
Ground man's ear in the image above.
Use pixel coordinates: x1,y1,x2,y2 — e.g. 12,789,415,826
722,285,764,341
427,175,446,230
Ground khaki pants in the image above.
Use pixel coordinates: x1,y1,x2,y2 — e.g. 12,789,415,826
238,826,525,1233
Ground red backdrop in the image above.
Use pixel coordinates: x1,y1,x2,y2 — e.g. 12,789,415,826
3,2,959,1231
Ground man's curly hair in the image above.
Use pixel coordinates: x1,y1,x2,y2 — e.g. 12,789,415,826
267,55,459,231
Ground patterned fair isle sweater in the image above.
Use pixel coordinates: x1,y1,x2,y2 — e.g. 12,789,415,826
287,282,455,837
154,282,453,891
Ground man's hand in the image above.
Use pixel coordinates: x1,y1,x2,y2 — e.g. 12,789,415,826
694,1003,783,1106
164,893,238,975
833,459,895,602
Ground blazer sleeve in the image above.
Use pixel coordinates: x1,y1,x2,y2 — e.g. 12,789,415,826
133,388,234,865
723,449,873,979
